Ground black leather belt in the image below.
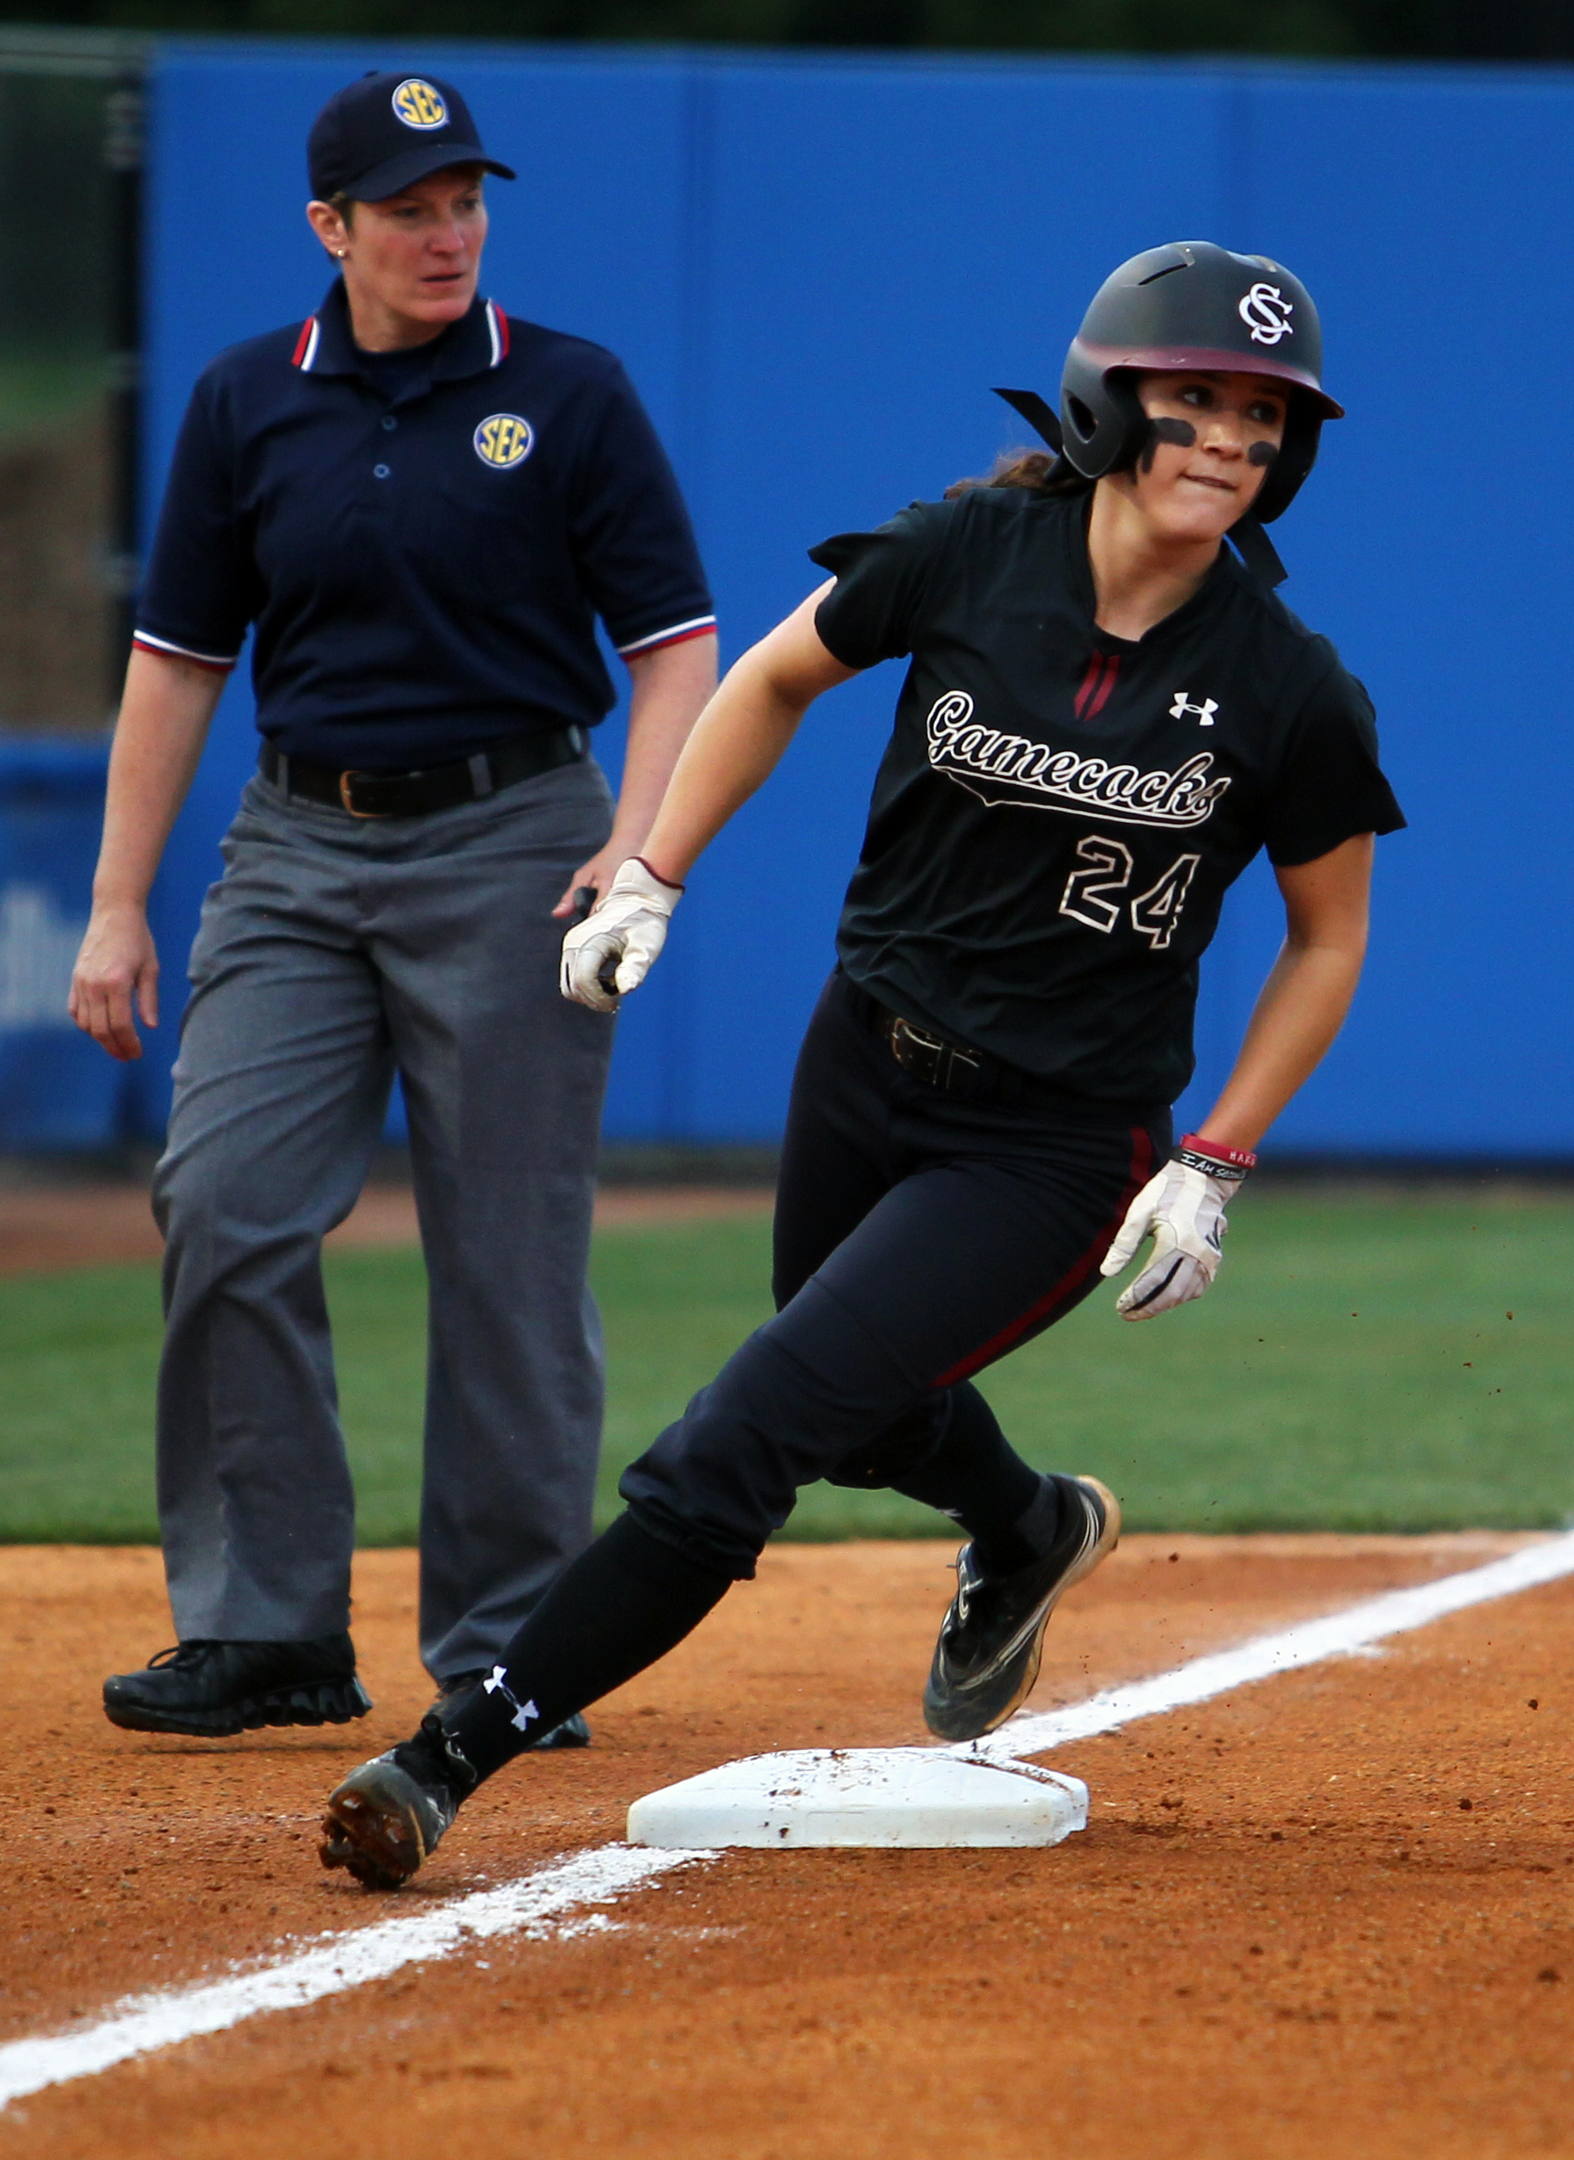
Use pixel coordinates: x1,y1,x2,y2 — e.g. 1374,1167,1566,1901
259,726,585,819
842,977,1019,1101
843,975,1158,1122
880,1004,989,1094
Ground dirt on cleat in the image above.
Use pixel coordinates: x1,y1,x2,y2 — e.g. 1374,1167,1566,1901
318,1790,426,1892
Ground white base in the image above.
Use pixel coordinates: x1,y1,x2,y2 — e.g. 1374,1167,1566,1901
626,1747,1088,1850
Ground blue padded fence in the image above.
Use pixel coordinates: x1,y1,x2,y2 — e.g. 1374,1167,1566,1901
11,44,1570,1153
0,737,135,1148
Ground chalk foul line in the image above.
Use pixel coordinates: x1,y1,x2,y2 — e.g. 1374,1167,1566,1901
976,1529,1574,1761
0,1844,712,2112
7,1529,1574,2112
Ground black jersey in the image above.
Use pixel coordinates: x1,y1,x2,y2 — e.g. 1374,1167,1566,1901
810,487,1404,1107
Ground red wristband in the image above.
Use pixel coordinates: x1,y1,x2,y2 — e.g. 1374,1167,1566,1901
1179,1131,1258,1174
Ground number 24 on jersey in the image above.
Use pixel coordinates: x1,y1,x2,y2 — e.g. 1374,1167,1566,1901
1059,835,1201,951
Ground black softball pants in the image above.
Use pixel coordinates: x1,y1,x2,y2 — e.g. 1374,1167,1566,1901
620,969,1169,1576
446,971,1168,1781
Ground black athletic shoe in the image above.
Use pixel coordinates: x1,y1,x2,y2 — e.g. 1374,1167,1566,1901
429,1668,591,1751
319,1714,477,1891
923,1475,1121,1743
102,1633,372,1739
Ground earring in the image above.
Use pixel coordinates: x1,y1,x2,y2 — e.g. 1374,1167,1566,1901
335,249,347,259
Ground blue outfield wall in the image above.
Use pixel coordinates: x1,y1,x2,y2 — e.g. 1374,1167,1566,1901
119,44,1574,1154
0,738,133,1148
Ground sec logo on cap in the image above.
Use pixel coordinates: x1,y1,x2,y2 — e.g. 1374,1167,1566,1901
392,78,449,130
474,414,535,469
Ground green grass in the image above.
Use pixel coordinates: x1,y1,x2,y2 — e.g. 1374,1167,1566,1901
0,353,107,444
2,1191,1571,1543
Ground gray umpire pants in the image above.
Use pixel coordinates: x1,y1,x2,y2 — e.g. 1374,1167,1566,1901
150,752,616,1680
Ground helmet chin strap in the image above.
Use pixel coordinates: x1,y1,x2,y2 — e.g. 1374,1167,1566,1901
991,387,1064,453
1226,518,1287,587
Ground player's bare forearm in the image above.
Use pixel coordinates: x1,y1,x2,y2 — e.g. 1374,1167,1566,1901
1203,941,1363,1148
1196,833,1374,1153
70,648,226,1060
638,586,856,888
551,632,718,916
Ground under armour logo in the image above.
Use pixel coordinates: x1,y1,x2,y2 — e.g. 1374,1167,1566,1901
1238,282,1294,346
1169,691,1218,727
483,1664,540,1733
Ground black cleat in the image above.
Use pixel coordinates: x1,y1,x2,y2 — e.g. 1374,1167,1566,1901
103,1634,372,1739
429,1668,591,1750
319,1715,477,1891
531,1711,592,1750
923,1475,1121,1743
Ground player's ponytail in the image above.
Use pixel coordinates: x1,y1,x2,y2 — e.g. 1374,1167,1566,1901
943,448,1093,501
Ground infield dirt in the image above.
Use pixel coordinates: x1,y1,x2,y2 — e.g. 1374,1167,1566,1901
4,1533,1573,2158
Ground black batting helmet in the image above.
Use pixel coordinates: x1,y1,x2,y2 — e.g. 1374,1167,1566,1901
994,241,1343,584
1059,240,1342,523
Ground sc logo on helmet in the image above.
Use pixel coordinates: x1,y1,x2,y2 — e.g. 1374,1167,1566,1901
474,414,535,469
392,78,449,130
1238,282,1294,346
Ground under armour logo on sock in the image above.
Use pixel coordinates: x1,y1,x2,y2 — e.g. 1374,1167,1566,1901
483,1664,539,1734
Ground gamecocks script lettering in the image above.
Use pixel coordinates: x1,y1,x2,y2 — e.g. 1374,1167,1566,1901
924,692,1232,827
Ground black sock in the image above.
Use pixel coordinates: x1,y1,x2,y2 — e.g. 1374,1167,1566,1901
889,1383,1059,1576
445,1512,734,1786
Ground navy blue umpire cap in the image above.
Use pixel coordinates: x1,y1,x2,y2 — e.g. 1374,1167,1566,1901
308,71,516,203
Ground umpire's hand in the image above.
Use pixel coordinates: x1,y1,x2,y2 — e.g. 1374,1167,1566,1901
70,901,160,1062
559,857,683,1011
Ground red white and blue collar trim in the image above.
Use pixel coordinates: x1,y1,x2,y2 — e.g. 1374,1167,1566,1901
291,315,321,372
291,299,509,374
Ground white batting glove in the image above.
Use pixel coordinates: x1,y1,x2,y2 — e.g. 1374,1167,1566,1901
1098,1135,1255,1322
559,857,683,1012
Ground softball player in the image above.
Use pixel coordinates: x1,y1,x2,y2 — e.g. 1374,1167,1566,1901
320,240,1404,1889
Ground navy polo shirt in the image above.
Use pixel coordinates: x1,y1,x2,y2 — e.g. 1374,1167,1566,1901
134,280,715,771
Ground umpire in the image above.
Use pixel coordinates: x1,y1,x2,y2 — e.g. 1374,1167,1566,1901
70,70,716,1742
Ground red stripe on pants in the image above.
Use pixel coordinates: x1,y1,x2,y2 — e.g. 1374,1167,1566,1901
929,1124,1157,1387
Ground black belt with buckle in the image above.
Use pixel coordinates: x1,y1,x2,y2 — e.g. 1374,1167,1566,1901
842,978,1008,1099
258,725,585,819
843,975,1158,1121
884,1009,988,1094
